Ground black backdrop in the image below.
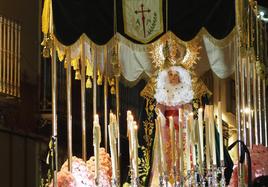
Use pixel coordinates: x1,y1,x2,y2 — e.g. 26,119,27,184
52,0,236,45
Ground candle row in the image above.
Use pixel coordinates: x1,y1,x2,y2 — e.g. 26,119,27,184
154,103,225,185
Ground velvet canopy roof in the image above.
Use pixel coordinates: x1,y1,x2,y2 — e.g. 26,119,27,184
52,0,236,45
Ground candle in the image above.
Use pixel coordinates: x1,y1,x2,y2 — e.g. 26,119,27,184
218,102,224,161
169,116,176,167
186,116,191,171
198,108,204,163
133,123,139,178
108,124,117,179
157,116,167,173
93,115,101,183
113,114,119,139
205,105,211,170
127,110,131,138
178,109,184,174
210,106,217,165
192,143,196,166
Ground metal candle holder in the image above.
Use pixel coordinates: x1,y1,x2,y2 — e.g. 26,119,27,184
158,175,164,187
186,170,192,187
193,165,199,187
212,165,219,187
163,172,169,187
220,161,226,187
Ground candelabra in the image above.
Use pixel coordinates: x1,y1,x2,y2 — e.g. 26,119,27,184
212,165,219,187
178,171,184,187
220,161,226,187
206,167,213,187
193,165,199,187
130,166,139,187
132,177,139,187
111,176,119,187
163,172,169,187
158,175,164,187
173,165,179,187
200,162,206,187
186,170,192,187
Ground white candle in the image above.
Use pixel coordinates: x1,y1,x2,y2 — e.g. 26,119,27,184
169,116,176,167
210,106,217,165
133,123,139,178
108,124,117,179
218,102,224,161
198,108,204,163
93,114,101,182
186,116,191,171
192,143,196,166
205,105,211,169
127,110,132,138
178,109,184,173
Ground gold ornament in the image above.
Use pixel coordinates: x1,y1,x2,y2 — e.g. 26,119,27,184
97,70,103,85
86,77,92,88
110,86,115,95
149,32,201,73
75,70,81,80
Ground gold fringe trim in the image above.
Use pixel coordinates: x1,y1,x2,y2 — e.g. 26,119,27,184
47,28,236,87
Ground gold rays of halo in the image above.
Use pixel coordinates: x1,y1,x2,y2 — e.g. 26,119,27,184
149,32,201,72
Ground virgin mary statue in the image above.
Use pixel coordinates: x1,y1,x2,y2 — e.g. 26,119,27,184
136,34,210,186
149,65,194,186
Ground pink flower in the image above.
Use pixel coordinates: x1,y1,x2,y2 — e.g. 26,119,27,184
229,145,268,187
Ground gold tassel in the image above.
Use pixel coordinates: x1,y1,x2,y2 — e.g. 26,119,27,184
86,77,92,88
110,86,115,95
97,70,102,85
75,70,81,80
72,58,79,70
56,47,65,62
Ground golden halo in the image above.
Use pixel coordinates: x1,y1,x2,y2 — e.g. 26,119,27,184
149,32,201,72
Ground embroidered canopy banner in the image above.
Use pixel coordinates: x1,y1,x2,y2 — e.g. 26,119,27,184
122,0,163,43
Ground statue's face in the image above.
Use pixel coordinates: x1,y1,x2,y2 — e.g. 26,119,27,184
168,69,180,85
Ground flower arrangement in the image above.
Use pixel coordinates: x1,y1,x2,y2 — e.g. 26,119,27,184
49,148,112,187
229,145,268,186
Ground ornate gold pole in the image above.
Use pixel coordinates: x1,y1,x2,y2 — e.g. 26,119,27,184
80,40,87,161
47,1,58,185
235,0,244,184
0,16,3,93
104,46,108,150
241,58,247,146
51,42,58,187
256,13,263,145
247,6,252,148
14,22,18,97
18,24,21,97
115,76,120,153
253,60,258,144
3,17,6,94
10,21,14,96
93,46,97,116
6,19,10,95
66,50,73,172
263,22,268,147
